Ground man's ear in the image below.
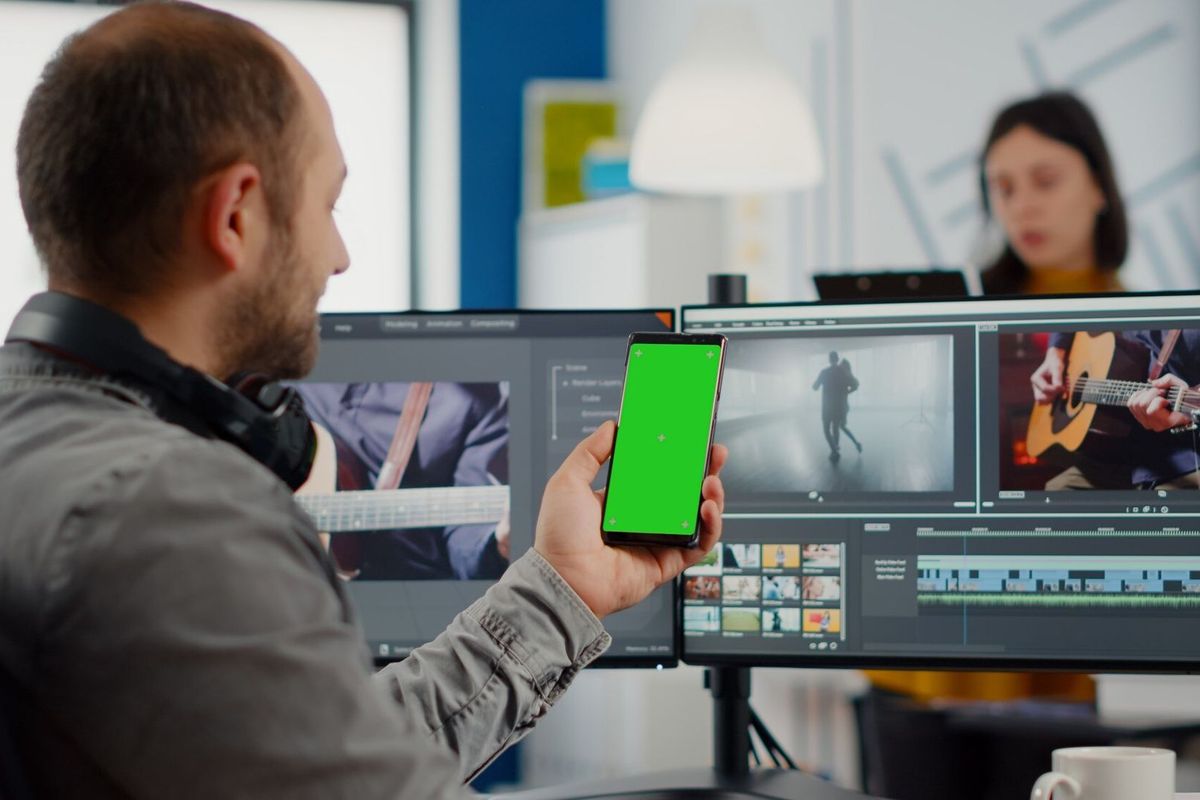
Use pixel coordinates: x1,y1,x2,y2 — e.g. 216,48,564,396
203,163,265,272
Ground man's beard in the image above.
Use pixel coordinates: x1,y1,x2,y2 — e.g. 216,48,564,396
216,224,320,382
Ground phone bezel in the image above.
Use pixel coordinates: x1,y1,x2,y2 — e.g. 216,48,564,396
601,331,727,548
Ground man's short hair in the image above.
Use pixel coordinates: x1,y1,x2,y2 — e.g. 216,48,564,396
17,1,304,295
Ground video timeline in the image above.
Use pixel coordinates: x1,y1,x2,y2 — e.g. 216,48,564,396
917,555,1200,607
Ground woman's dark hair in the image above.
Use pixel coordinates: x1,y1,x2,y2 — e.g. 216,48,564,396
978,91,1128,295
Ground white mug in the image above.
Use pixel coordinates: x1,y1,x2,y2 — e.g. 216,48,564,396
1029,746,1174,800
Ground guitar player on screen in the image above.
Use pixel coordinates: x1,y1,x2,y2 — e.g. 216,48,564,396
296,381,512,580
1030,329,1200,490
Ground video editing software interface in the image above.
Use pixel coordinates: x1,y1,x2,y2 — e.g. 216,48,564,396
682,295,1200,669
298,309,676,665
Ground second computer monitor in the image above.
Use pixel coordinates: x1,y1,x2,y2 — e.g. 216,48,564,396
682,294,1200,671
298,308,677,666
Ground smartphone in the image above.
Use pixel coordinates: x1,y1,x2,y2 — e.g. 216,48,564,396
601,332,726,548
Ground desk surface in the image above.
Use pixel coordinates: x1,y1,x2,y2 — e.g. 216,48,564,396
497,772,1199,799
946,703,1200,740
495,767,872,800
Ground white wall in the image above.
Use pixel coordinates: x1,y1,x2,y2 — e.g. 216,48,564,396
413,0,461,310
206,1,411,313
0,0,412,331
0,3,108,333
610,0,1200,295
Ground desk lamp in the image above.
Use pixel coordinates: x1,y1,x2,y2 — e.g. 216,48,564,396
629,6,822,195
630,4,823,307
504,7,867,800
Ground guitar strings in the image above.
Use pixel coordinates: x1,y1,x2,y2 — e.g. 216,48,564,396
1072,377,1193,395
296,486,508,529
1071,377,1199,409
1072,376,1196,393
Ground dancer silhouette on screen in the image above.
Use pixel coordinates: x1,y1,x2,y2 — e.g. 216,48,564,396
838,359,863,455
813,351,861,462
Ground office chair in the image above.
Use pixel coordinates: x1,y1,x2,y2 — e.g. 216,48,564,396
0,674,33,800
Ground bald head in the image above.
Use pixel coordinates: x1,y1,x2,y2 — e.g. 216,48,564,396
80,1,266,50
17,1,307,296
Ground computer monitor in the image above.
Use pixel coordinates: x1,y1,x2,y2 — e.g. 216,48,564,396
297,308,677,667
681,293,1200,671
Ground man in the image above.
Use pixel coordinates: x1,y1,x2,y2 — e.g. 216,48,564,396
0,3,726,797
1031,329,1200,489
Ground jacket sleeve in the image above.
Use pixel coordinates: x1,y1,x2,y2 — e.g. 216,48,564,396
1048,332,1075,351
39,437,482,800
374,549,611,782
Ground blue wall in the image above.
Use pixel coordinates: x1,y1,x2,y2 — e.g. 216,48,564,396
459,0,607,308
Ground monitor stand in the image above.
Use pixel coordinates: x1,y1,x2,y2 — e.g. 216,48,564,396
501,277,878,800
495,667,876,800
496,277,877,799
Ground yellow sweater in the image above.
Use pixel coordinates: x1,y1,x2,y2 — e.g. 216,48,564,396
865,671,1094,704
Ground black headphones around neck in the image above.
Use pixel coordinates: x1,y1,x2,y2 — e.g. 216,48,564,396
5,291,316,490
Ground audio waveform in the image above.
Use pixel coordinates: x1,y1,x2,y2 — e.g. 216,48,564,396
917,530,1200,538
918,592,1200,608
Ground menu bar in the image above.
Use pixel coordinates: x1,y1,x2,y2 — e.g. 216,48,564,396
319,311,672,339
683,293,1200,331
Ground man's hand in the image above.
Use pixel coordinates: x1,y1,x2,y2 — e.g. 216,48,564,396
1031,346,1068,404
494,509,511,561
1128,375,1194,432
534,420,727,619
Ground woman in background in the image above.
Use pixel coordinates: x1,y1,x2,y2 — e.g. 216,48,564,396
977,91,1128,295
862,90,1129,800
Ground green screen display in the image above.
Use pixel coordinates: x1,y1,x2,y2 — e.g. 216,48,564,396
603,341,723,537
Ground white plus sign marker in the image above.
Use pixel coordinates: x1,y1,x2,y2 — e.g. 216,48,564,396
608,518,617,526
681,520,689,528
634,349,644,358
706,350,714,359
658,433,666,442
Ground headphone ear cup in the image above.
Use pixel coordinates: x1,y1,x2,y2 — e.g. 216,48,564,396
230,372,278,407
227,372,317,491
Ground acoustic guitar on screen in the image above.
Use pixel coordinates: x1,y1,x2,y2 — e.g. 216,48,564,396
1026,331,1200,457
294,422,509,534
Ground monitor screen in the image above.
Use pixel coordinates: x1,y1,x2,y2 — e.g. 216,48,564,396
298,308,677,666
682,293,1200,671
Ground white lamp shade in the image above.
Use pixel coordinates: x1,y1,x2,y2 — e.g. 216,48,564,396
630,6,824,195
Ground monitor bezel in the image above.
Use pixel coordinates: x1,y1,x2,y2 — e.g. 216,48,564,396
310,306,680,669
810,267,970,302
682,287,1200,318
680,290,1200,674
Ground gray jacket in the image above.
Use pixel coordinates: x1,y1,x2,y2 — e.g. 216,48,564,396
0,341,611,798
